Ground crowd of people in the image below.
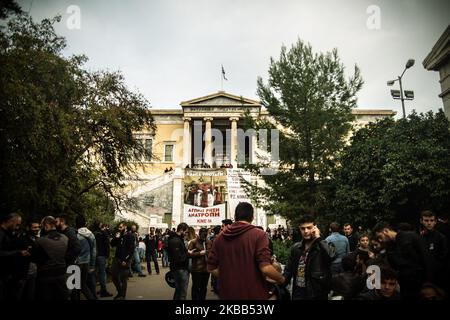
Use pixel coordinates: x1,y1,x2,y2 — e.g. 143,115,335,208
165,205,450,301
1,206,449,301
0,213,174,300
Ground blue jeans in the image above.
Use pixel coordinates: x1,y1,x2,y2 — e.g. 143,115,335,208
162,249,169,267
130,248,143,274
138,248,145,261
172,269,189,300
96,256,108,293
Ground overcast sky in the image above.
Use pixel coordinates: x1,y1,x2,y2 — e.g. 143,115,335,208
18,0,450,117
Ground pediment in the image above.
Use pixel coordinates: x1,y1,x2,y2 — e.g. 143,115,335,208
180,91,261,107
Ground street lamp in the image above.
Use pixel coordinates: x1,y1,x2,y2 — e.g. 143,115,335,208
387,59,415,118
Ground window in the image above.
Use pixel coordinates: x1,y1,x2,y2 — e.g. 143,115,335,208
144,139,153,161
267,214,275,225
132,134,153,162
163,212,172,225
164,144,174,162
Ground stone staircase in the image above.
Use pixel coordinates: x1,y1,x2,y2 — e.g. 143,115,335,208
127,171,175,198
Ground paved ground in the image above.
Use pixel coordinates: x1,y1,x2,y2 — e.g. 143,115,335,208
98,259,219,300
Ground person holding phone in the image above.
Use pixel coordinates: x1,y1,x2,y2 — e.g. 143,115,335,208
110,222,135,300
188,228,212,300
283,214,336,300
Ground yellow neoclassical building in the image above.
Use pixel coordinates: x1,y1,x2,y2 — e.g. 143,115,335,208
117,91,395,231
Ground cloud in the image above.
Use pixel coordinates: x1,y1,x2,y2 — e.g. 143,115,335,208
19,0,450,116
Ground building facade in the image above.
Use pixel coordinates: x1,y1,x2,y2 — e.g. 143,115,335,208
423,25,450,119
116,91,395,231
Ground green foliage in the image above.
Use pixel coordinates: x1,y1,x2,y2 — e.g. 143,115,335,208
272,239,292,265
0,13,155,222
0,0,22,19
243,39,363,222
330,110,450,228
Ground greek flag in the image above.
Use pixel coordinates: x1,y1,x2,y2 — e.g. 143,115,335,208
221,65,228,81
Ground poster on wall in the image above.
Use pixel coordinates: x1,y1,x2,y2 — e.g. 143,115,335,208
184,204,226,226
183,169,227,226
226,168,252,218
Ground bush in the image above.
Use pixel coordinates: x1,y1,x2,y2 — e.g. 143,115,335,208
272,239,292,265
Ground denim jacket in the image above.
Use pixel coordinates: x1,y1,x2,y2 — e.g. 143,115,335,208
325,232,349,264
76,227,97,268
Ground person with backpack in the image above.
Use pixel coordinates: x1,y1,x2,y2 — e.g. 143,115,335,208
161,229,170,268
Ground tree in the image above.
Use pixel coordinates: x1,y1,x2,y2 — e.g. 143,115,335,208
243,39,363,222
0,0,21,19
0,13,155,223
331,111,450,228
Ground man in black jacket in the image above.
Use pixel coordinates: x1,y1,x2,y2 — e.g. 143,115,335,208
56,215,81,266
343,223,358,252
32,216,69,301
110,222,135,300
167,222,189,300
144,227,160,275
374,221,431,300
93,222,112,297
419,210,448,289
0,213,30,300
283,215,336,300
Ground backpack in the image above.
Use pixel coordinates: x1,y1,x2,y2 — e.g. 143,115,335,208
162,235,169,248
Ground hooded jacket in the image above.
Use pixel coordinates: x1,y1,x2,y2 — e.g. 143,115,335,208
76,227,96,268
207,221,272,300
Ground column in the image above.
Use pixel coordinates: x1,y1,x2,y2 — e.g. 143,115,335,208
229,117,239,168
204,117,213,166
183,117,191,167
251,132,257,164
171,167,183,227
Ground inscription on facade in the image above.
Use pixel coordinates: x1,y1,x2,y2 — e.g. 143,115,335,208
185,107,259,112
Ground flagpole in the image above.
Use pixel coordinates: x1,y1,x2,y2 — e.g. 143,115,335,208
221,65,223,91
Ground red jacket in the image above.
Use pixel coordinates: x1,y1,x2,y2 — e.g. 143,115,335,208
207,222,272,300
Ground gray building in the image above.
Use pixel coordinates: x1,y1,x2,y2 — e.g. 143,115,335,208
423,25,450,119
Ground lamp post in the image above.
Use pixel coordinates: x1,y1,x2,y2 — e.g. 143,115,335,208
387,59,415,118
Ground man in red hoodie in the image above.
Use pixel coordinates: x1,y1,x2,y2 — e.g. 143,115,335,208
207,202,285,299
